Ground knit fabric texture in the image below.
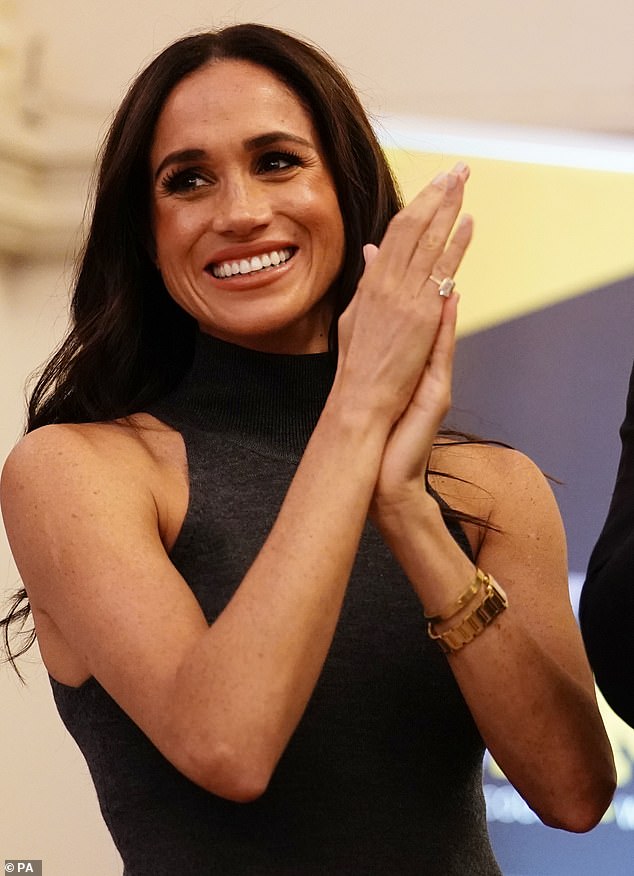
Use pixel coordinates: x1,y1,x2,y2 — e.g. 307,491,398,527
51,332,501,875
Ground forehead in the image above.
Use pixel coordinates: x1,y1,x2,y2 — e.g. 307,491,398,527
152,59,317,156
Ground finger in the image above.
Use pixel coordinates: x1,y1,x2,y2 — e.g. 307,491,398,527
430,291,459,378
406,171,469,286
408,291,459,417
380,292,459,481
428,215,473,290
371,164,468,273
363,243,379,266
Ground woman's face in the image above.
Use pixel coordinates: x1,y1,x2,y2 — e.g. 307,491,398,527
150,59,345,353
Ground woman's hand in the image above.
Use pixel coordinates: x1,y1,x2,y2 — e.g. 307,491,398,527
333,164,471,436
370,211,472,516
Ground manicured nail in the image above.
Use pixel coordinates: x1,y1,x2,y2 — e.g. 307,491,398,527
363,243,378,264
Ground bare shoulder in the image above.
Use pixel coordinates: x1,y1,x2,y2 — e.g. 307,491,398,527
2,414,181,497
1,415,187,571
429,440,562,551
431,439,549,490
4,414,167,473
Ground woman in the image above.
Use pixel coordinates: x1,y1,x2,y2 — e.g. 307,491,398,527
0,23,615,876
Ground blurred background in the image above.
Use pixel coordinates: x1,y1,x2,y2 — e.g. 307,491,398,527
1,1,633,873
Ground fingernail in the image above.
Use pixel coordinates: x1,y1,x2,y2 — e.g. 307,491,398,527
452,161,468,174
363,243,378,263
432,172,447,186
446,173,458,190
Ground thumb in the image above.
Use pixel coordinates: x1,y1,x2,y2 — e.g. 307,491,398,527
362,243,379,266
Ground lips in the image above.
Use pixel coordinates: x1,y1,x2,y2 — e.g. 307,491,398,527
207,247,297,279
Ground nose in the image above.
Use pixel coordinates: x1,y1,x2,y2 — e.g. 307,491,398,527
211,176,273,236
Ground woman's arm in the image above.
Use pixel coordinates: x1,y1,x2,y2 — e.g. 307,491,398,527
1,409,386,803
462,450,616,831
1,166,471,802
580,358,634,728
371,300,616,831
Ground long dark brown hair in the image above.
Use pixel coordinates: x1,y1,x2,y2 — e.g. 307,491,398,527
2,23,405,669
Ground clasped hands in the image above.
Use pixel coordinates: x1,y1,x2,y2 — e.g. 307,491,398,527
337,163,473,519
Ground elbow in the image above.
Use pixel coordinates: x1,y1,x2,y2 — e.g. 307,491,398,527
536,771,617,834
176,736,274,803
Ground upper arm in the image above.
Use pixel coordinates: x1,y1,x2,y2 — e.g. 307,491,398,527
433,444,593,686
1,424,208,756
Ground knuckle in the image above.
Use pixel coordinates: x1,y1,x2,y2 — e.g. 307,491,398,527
355,276,378,301
432,260,451,278
389,210,418,233
418,231,444,253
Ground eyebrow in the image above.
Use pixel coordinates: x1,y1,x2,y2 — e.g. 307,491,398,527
153,131,315,181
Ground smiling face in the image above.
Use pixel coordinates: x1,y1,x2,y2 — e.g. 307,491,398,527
150,59,345,353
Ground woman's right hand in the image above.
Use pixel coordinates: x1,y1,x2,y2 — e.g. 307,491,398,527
334,163,470,430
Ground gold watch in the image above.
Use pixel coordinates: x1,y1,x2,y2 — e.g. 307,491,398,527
428,572,508,654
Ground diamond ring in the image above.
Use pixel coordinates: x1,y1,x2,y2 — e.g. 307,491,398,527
429,275,455,298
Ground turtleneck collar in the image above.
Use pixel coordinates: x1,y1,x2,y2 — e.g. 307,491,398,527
150,331,337,462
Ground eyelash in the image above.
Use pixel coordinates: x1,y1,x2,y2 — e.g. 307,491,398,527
256,150,304,173
160,167,208,193
159,150,306,194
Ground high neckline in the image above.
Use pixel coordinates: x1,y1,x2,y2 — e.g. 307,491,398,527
150,331,337,461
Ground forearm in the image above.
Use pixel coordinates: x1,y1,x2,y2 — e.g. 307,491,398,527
168,395,391,795
376,496,615,831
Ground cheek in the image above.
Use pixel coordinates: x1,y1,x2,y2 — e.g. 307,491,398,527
321,197,345,267
153,203,206,258
292,185,344,252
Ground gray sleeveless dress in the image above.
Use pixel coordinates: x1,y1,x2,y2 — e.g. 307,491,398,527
51,332,502,875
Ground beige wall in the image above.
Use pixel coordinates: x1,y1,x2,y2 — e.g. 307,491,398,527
0,260,122,871
1,1,633,873
19,0,634,134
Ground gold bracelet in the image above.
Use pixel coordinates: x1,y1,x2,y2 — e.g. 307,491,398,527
424,568,486,623
427,571,508,654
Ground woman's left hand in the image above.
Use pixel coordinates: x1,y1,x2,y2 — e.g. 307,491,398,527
369,212,472,518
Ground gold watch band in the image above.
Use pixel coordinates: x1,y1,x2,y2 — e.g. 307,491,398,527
428,572,508,654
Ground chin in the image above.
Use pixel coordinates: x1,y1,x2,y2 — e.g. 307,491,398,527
197,302,331,354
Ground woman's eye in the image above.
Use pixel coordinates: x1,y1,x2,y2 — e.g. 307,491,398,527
161,169,208,193
257,152,303,174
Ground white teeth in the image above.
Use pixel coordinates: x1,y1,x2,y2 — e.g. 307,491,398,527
211,248,292,278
